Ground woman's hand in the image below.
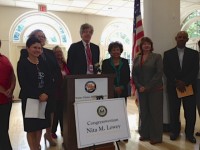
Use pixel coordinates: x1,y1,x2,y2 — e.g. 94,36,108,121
115,87,123,95
39,93,48,102
5,88,13,98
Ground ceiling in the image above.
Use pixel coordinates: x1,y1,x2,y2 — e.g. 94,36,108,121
0,0,199,19
0,0,136,18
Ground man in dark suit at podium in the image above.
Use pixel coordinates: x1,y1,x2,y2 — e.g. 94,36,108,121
67,23,100,75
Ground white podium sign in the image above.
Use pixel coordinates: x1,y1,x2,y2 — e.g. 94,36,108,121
74,98,130,148
75,78,108,102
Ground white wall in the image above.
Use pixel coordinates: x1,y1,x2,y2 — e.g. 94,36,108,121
0,6,131,99
0,6,131,57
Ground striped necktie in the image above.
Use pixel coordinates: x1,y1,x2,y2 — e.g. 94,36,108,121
86,43,92,64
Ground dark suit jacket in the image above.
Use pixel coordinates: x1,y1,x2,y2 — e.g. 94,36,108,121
163,47,199,91
102,57,130,98
67,41,100,75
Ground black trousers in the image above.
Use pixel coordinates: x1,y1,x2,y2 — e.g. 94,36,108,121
167,87,196,137
52,100,63,133
0,101,12,150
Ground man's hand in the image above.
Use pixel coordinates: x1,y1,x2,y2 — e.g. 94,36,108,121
176,80,186,92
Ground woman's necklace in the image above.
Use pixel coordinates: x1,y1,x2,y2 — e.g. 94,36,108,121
27,57,40,72
27,57,39,65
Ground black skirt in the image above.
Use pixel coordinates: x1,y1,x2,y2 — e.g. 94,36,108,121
21,98,51,132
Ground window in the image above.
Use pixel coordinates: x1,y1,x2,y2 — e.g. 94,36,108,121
181,10,200,50
100,21,132,67
12,11,71,47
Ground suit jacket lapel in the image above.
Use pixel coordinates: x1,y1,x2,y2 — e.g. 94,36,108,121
80,41,87,64
90,44,95,64
181,48,189,72
173,48,182,71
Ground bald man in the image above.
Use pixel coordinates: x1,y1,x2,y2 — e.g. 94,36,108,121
163,31,199,143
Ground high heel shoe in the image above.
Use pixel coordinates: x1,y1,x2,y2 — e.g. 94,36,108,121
44,133,57,146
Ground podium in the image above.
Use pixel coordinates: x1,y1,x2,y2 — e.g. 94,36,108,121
62,74,116,150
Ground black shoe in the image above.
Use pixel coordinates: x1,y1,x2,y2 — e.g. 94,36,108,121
186,136,196,143
149,140,162,145
195,132,200,136
123,139,129,142
170,134,179,141
139,136,149,141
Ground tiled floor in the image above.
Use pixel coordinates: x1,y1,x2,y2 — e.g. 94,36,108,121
9,97,200,150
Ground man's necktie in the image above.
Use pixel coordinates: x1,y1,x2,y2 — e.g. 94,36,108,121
86,43,92,64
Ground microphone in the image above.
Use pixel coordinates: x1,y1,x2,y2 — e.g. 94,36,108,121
94,63,101,73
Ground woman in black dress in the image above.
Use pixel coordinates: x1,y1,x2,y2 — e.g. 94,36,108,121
19,29,60,146
17,37,52,150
